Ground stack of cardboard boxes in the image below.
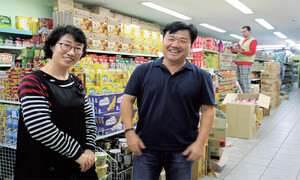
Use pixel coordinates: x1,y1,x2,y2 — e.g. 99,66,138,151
222,93,270,139
52,0,162,55
192,110,228,180
260,62,281,109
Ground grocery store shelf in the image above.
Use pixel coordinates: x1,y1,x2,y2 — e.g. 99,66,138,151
282,80,292,84
284,62,293,65
192,48,203,53
251,78,261,81
0,64,11,67
282,87,292,92
0,27,32,35
285,75,293,77
251,70,263,72
219,80,236,85
0,100,20,105
96,130,125,140
255,58,270,62
0,44,26,50
220,53,237,56
219,78,237,82
203,49,220,54
0,143,16,150
87,49,159,57
285,69,293,71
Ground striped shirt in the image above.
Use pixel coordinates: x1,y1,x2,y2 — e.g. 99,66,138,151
18,72,96,160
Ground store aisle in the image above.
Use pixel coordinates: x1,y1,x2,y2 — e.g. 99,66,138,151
203,88,300,180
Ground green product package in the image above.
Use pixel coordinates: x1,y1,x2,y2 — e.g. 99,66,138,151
0,15,12,28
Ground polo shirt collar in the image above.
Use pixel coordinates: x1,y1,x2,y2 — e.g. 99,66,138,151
154,57,193,70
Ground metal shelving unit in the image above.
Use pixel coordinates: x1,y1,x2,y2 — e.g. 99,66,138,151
87,49,159,58
0,100,20,105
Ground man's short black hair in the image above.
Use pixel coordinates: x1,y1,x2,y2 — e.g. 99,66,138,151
242,26,251,31
43,25,87,59
163,21,198,45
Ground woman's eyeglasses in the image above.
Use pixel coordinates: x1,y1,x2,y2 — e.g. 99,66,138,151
58,42,83,55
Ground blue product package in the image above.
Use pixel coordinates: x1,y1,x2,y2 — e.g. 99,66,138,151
88,94,116,114
115,93,123,112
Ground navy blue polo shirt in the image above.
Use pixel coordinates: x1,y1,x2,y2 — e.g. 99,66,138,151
124,57,215,151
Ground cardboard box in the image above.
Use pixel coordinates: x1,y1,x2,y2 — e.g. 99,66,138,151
131,18,140,26
114,13,125,21
261,71,280,79
65,8,93,32
261,84,277,93
251,84,260,93
209,117,227,140
263,106,270,116
108,18,122,36
207,154,229,173
92,7,111,16
122,37,134,53
192,145,207,180
115,93,123,112
144,39,153,55
53,2,73,11
74,2,83,9
108,35,122,52
92,14,107,34
92,33,108,51
222,93,270,139
122,16,132,24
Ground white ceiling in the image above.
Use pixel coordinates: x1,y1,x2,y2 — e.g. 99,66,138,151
75,0,300,46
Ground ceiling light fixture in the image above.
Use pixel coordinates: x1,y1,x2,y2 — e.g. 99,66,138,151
141,2,192,20
285,39,296,45
273,32,287,39
230,34,244,40
225,0,253,14
199,23,226,33
254,18,275,30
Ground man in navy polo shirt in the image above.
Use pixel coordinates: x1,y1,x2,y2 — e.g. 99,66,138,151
121,21,215,180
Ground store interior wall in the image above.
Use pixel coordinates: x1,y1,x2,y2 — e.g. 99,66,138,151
0,0,52,29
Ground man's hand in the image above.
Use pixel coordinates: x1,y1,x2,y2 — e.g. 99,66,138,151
182,141,205,161
126,131,146,156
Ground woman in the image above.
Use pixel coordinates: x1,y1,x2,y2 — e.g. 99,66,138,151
14,25,98,179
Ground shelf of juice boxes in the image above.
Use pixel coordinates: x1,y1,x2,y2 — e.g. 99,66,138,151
87,49,159,58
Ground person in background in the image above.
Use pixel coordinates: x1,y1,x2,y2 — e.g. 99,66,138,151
231,26,258,93
14,25,98,179
121,21,215,180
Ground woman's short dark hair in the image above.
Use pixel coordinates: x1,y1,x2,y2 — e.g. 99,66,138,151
43,25,87,58
163,21,198,45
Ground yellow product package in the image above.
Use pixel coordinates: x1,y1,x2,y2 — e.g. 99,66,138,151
86,85,102,95
85,73,96,86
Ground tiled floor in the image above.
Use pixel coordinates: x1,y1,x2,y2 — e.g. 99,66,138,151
203,87,300,180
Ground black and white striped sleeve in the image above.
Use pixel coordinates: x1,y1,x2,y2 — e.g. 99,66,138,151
83,95,97,152
18,74,84,160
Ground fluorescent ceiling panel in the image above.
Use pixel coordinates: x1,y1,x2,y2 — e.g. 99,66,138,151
285,39,296,45
141,2,191,20
199,23,226,33
255,18,275,30
225,0,254,14
273,32,287,39
230,34,244,40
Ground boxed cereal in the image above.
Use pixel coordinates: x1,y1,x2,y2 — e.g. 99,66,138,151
65,8,93,32
134,38,144,54
122,37,134,53
108,18,122,36
92,14,107,34
122,24,134,38
93,33,108,51
108,35,122,52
